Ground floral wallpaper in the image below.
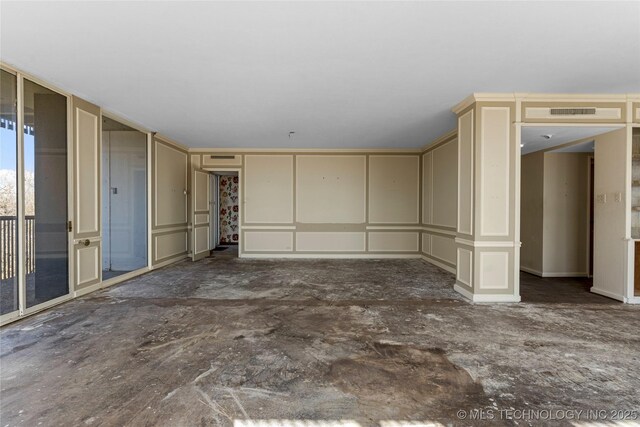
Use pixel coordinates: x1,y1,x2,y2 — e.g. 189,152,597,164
219,175,239,243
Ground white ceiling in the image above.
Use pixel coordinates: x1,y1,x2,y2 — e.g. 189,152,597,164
551,139,595,153
521,126,617,154
1,1,639,149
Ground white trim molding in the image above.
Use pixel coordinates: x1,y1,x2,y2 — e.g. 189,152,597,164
420,255,455,274
454,284,521,303
454,283,474,300
455,237,520,248
590,287,625,302
422,226,456,236
242,225,296,230
239,253,423,260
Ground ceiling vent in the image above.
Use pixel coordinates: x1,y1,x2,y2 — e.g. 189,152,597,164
549,108,597,116
210,155,235,159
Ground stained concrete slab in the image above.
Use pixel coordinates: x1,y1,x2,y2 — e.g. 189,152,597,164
1,254,639,426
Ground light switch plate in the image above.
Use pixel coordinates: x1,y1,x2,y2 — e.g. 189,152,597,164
614,192,622,202
596,194,606,204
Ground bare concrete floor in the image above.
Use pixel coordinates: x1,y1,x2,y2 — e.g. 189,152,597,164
1,254,639,426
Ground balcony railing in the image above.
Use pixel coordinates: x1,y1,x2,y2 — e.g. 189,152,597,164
0,216,35,281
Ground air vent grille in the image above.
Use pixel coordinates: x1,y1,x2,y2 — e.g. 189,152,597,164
210,155,235,159
550,108,597,116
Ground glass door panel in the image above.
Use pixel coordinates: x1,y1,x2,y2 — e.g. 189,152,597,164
23,79,69,307
0,70,19,315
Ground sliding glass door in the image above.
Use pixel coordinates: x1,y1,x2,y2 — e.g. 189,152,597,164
23,79,69,307
0,70,19,315
0,68,70,319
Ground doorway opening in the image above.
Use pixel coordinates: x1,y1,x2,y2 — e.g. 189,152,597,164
519,125,619,303
101,117,148,280
209,171,239,257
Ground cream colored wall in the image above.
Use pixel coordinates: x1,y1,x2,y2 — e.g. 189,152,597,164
521,151,590,277
543,153,589,276
369,156,419,224
151,137,189,266
298,155,366,224
421,135,458,271
245,155,294,224
520,152,544,274
191,152,422,257
593,128,628,300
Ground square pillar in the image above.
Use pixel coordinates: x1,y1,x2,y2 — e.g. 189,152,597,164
453,95,520,302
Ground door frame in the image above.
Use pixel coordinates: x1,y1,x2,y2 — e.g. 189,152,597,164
99,112,152,287
203,168,242,255
518,122,625,300
209,174,219,249
630,123,640,303
586,154,594,278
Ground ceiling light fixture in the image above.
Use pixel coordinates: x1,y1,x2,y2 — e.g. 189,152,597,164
541,134,553,140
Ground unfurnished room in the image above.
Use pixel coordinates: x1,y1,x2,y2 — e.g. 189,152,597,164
0,1,639,426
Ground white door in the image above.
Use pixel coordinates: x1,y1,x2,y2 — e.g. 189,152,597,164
72,96,102,292
191,167,211,261
103,130,148,272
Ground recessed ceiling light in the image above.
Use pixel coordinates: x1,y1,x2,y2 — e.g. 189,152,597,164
541,134,553,140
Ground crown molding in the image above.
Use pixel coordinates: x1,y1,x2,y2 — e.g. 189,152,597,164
188,147,421,154
421,128,457,152
451,93,517,115
102,109,152,134
154,133,189,152
516,92,635,102
452,92,640,116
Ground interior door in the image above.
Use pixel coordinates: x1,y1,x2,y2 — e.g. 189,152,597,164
191,167,211,261
72,96,102,292
107,130,147,271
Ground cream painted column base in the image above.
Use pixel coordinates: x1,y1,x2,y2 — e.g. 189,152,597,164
454,283,521,303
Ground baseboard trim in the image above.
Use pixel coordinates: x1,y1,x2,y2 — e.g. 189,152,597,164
454,283,474,300
625,296,640,304
542,272,589,278
421,255,456,274
239,253,423,259
74,267,153,298
100,267,151,288
590,287,625,302
520,266,543,276
454,284,520,303
74,282,102,298
520,267,588,278
151,255,189,269
472,293,521,303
